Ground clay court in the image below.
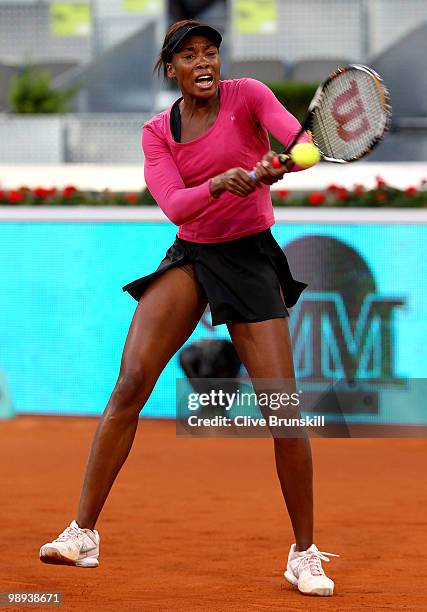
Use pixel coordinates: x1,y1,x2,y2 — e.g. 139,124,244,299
1,416,427,611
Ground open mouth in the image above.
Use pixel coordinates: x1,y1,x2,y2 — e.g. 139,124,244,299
194,75,214,89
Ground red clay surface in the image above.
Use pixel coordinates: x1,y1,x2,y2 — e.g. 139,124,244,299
1,416,427,611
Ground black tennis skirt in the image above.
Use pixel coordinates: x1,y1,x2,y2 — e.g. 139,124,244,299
122,228,308,326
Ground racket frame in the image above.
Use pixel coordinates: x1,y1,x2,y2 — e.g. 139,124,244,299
280,64,392,164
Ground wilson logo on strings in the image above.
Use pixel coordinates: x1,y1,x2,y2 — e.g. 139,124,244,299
331,80,371,142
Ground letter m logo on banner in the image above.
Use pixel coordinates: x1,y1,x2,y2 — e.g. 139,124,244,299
290,292,404,381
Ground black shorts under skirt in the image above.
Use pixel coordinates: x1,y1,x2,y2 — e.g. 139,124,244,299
122,228,308,326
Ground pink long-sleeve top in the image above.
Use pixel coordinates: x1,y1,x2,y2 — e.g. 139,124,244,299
142,78,310,243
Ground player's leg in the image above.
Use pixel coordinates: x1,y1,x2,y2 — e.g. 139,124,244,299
76,264,207,530
40,265,207,566
227,316,337,596
226,317,313,551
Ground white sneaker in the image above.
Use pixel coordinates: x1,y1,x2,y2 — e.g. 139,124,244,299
284,543,339,596
39,520,100,568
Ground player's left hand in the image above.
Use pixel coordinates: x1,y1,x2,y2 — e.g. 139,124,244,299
253,151,294,185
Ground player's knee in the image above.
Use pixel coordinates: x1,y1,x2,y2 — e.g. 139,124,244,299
110,368,151,416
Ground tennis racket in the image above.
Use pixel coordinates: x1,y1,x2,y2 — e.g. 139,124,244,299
248,64,391,178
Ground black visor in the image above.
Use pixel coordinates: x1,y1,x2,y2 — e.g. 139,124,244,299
165,24,222,62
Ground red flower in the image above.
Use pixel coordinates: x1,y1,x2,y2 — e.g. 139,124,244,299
336,187,348,202
354,184,365,196
63,185,77,198
0,190,4,200
8,190,24,203
375,192,387,202
33,187,50,199
326,183,339,192
308,192,326,205
405,187,417,196
125,193,138,202
376,175,387,188
277,189,289,200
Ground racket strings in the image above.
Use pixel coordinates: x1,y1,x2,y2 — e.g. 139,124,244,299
312,68,390,162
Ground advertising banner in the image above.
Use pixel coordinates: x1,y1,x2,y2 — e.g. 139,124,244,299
49,3,92,37
0,221,425,430
234,0,278,34
123,0,163,15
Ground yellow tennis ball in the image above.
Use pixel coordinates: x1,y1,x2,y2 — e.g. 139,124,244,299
290,143,321,168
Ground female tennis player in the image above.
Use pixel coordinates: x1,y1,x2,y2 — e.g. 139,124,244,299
40,19,338,597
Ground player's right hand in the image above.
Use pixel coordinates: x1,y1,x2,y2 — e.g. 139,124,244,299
254,151,294,185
